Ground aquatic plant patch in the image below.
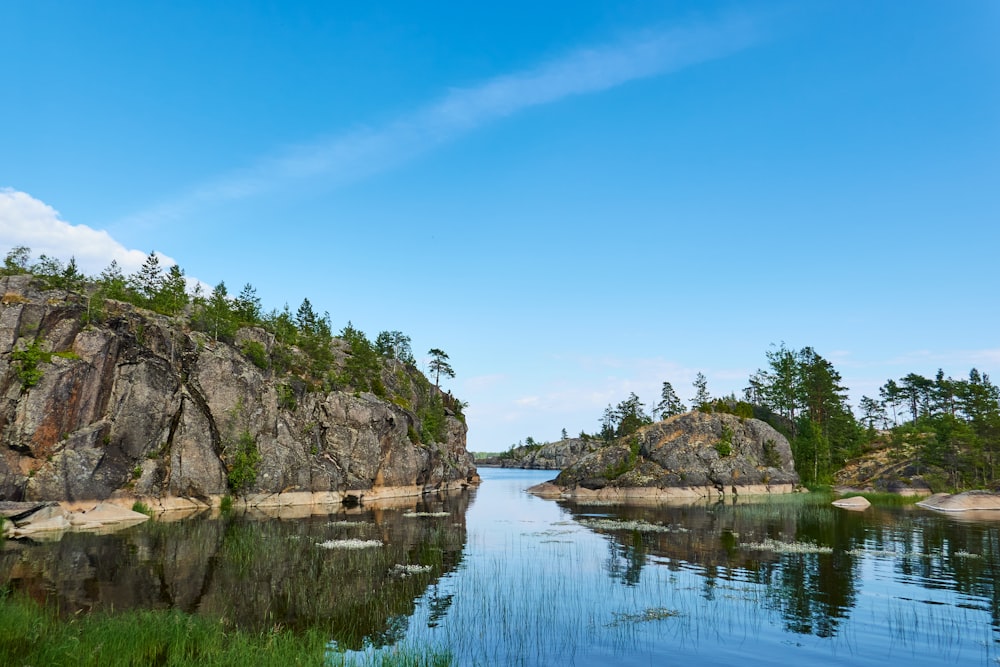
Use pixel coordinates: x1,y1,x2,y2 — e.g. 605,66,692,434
318,539,383,550
740,537,833,554
403,511,450,518
577,518,688,534
327,520,375,528
606,607,681,627
391,564,434,577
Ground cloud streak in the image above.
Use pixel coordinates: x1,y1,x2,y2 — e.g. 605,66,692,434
128,13,761,225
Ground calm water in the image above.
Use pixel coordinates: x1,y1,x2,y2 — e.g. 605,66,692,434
3,468,1000,666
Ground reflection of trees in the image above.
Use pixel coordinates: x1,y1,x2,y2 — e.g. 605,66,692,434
570,497,1000,642
563,498,866,638
0,489,472,651
603,530,648,586
759,549,856,637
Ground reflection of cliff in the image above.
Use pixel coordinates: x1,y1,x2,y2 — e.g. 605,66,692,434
0,488,472,649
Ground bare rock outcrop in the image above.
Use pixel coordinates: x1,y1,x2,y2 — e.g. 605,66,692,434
538,411,799,500
481,437,603,469
0,275,478,506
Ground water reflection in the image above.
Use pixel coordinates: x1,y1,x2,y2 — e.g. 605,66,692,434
0,490,472,650
558,495,1000,642
4,471,1000,666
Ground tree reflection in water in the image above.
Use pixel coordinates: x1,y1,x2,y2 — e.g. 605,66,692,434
562,494,1000,641
0,489,472,651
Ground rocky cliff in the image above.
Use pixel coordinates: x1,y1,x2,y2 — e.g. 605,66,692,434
536,411,799,500
0,274,477,507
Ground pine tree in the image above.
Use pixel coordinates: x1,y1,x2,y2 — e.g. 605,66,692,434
427,348,455,388
655,381,686,419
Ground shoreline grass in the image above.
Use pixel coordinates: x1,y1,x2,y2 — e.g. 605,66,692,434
0,591,451,667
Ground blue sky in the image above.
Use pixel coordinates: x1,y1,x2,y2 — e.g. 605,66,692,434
2,1,998,452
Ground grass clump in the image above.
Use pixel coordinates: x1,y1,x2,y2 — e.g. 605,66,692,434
131,501,153,517
839,491,926,506
0,590,330,666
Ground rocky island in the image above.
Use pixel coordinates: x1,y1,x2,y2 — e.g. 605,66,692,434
529,411,799,501
0,271,478,532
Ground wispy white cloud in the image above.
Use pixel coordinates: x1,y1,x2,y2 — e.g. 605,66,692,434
0,188,171,275
127,13,761,226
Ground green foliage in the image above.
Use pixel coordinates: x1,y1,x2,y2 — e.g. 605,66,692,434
418,392,448,444
762,438,782,468
0,589,333,666
233,283,262,325
691,372,711,410
603,439,641,480
339,322,380,391
131,501,153,517
226,430,261,494
191,281,239,343
600,393,653,440
11,340,51,390
2,245,31,274
715,425,733,457
276,384,297,411
427,348,455,388
748,344,860,485
220,495,234,514
240,341,269,370
654,381,686,419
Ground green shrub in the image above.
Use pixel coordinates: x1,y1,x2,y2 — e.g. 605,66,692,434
227,430,261,494
131,501,153,517
240,340,270,370
277,384,297,411
762,438,782,468
11,340,50,390
715,425,733,457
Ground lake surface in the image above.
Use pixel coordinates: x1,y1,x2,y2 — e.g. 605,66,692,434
3,467,1000,666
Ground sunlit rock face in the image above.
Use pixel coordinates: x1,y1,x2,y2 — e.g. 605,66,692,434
551,411,799,499
0,275,478,504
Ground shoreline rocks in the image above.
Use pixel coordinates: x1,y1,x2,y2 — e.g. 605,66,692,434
916,491,1000,513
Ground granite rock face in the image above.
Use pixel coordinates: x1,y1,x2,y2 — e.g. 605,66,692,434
552,411,799,497
482,437,603,470
0,275,477,503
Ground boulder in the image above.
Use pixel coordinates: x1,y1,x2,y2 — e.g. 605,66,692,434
917,491,1000,513
832,496,871,511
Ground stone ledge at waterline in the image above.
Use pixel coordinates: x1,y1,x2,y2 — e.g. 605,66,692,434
529,411,799,501
0,274,479,514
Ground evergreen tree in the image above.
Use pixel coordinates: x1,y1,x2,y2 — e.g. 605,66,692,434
155,264,189,315
375,330,415,367
858,396,886,430
234,283,262,324
654,381,686,419
98,260,129,301
130,251,163,306
615,392,652,437
427,348,455,388
691,372,711,410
